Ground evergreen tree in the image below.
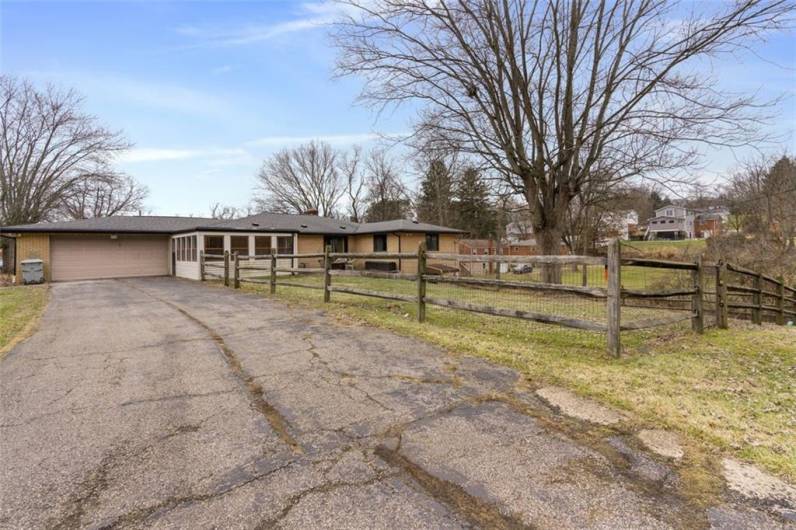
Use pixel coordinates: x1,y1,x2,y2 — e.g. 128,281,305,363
416,159,454,226
454,167,495,237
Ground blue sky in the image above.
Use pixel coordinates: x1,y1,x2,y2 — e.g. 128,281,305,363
1,1,794,216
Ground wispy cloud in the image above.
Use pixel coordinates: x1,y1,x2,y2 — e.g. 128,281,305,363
175,1,355,48
211,65,235,75
24,70,234,118
120,131,404,164
245,132,406,147
118,147,248,163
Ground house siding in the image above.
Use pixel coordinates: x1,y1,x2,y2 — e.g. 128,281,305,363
297,235,325,269
15,233,50,284
346,232,459,273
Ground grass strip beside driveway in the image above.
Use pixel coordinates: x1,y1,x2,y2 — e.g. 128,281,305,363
0,284,48,357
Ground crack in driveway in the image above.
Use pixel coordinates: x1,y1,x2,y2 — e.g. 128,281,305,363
123,281,304,455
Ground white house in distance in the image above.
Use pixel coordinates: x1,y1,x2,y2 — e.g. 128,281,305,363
645,204,731,240
645,205,695,240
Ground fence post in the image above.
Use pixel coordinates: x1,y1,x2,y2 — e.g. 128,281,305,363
269,249,276,295
199,250,205,281
323,245,331,303
417,241,427,323
606,239,621,358
777,276,785,325
752,272,762,325
582,264,588,287
233,252,240,289
692,256,704,334
223,251,230,287
716,260,728,329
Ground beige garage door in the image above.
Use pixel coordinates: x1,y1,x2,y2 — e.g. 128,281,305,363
51,235,169,281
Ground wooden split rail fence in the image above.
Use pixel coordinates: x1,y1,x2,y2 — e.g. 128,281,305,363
199,240,795,357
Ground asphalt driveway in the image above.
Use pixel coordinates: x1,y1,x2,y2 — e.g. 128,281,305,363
0,278,789,529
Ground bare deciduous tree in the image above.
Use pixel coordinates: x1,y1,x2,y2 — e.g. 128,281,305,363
334,0,791,280
728,155,796,250
0,76,129,225
60,170,148,219
363,149,412,222
254,141,343,217
209,202,241,220
339,145,367,222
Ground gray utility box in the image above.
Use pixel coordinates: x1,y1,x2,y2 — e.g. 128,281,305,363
20,259,44,285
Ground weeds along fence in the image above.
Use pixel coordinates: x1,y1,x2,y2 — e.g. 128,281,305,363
199,241,796,357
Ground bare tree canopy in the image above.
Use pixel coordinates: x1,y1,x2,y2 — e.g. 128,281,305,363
0,76,130,225
728,154,796,250
334,0,792,277
210,202,242,220
254,141,343,217
363,148,412,221
60,170,148,220
339,145,367,222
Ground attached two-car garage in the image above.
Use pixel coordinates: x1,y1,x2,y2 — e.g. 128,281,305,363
50,235,170,282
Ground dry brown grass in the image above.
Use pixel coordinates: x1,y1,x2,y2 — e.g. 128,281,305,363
0,284,49,358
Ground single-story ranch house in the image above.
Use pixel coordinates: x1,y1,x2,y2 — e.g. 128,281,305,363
0,213,463,284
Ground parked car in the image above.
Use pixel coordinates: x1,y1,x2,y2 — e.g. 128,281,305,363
511,263,534,274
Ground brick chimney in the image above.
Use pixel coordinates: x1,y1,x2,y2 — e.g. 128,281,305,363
303,208,319,216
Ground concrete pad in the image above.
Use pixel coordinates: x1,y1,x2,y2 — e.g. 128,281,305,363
536,386,624,425
638,429,684,460
722,459,796,507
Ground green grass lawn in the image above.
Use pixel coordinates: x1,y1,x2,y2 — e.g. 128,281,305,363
0,284,48,356
232,273,795,484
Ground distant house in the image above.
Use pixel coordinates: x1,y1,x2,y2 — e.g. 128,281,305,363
645,205,729,240
693,206,730,238
0,213,463,284
645,205,695,240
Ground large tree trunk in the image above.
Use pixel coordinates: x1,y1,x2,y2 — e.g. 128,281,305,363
536,226,563,284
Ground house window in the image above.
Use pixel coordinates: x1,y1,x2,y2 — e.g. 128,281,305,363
373,234,388,252
255,236,272,256
425,233,439,252
325,236,347,253
230,236,248,257
666,209,673,216
190,236,197,261
277,236,294,255
669,220,675,224
204,235,224,256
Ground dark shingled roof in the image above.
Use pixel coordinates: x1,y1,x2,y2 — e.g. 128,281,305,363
0,216,216,234
352,219,464,234
1,214,464,235
191,213,360,235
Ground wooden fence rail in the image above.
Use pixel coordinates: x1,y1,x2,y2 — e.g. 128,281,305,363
200,240,795,358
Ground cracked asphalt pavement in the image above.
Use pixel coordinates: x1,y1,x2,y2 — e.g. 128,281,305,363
1,278,791,529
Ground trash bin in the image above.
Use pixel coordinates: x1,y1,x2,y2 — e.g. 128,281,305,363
20,259,44,285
